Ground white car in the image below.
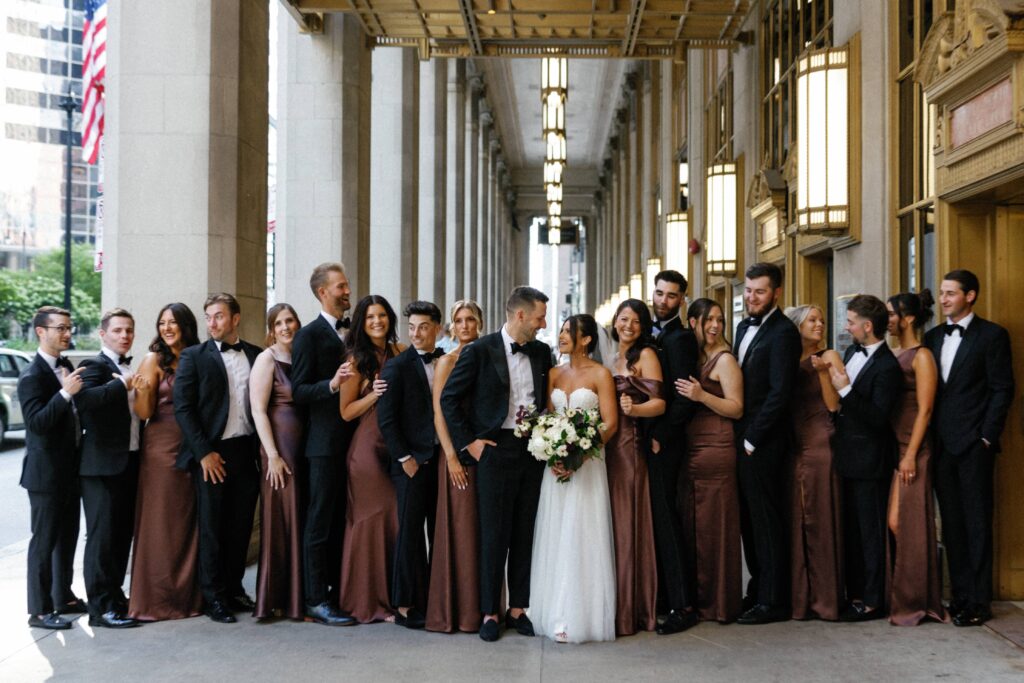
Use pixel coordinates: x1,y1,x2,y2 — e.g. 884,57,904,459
0,348,33,448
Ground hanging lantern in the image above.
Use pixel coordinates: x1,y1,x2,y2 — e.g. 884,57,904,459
705,163,737,277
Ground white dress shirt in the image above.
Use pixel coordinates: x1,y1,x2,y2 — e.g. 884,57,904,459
652,312,680,339
940,312,974,383
737,307,779,366
320,310,346,341
101,346,141,451
216,340,254,439
838,339,886,398
501,325,536,429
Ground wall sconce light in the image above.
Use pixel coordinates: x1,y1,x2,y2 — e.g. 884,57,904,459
645,257,661,303
705,163,737,277
664,211,689,280
629,273,643,300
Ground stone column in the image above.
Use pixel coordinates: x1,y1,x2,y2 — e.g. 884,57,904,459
475,110,491,308
370,47,419,310
659,61,674,270
641,66,655,267
463,76,481,300
104,0,269,347
276,13,371,321
418,58,447,307
445,60,466,311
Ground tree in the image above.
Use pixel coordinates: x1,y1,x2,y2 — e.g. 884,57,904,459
0,269,100,340
33,242,102,304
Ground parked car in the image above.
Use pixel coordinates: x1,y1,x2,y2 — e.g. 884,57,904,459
0,348,33,448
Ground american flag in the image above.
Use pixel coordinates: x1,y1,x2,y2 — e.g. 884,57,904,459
81,0,107,164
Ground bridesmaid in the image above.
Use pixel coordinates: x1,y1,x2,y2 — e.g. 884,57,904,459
426,300,487,633
675,298,743,623
338,295,403,623
606,298,662,636
885,291,946,626
128,303,202,621
250,303,304,620
784,304,845,621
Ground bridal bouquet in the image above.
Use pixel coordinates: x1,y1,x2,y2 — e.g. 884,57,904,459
514,404,604,483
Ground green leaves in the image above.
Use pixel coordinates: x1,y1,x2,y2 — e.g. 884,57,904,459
0,246,101,339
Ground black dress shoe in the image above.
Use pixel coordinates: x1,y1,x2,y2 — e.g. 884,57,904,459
305,602,356,626
737,604,790,625
205,601,237,624
89,611,141,629
657,609,699,635
505,610,535,636
741,595,757,613
228,594,256,612
395,607,426,630
29,612,72,630
56,598,88,615
479,618,501,642
953,604,992,627
839,603,884,623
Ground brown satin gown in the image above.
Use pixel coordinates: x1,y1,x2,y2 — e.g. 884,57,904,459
254,358,305,619
682,350,742,623
790,353,844,621
128,374,202,621
887,347,947,626
605,375,659,635
339,368,399,623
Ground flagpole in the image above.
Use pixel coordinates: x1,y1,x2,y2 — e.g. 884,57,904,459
58,89,77,311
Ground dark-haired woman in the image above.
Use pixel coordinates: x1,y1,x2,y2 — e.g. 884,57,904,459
785,304,844,621
605,299,662,636
675,298,743,623
128,304,203,621
885,291,946,625
250,304,304,620
338,295,404,623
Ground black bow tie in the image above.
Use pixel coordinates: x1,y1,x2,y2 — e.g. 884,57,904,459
746,316,763,327
118,355,133,366
944,323,963,337
510,341,528,355
419,348,444,364
56,355,74,372
850,343,868,356
220,341,244,353
335,317,351,331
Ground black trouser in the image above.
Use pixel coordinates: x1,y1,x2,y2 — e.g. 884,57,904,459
81,457,138,616
647,441,692,611
476,430,544,616
26,484,80,615
736,440,789,608
390,453,438,608
934,442,994,608
191,436,259,605
304,456,347,607
841,476,887,608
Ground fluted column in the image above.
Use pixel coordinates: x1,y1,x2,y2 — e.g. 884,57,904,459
475,110,491,308
418,58,447,307
445,60,466,310
463,75,481,300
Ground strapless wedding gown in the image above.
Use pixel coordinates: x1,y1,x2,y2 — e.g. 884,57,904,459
529,387,617,643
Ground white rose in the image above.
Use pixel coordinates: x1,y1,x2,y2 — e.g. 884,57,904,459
556,444,568,457
579,437,592,450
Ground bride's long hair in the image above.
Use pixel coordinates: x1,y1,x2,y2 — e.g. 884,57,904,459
562,314,599,356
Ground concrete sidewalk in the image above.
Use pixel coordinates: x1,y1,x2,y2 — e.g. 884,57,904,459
2,538,1023,683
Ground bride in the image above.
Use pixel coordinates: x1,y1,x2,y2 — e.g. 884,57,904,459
529,314,619,643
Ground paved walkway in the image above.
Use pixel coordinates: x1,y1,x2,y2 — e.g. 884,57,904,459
2,541,1023,682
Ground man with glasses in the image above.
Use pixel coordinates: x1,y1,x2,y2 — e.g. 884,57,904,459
19,307,86,629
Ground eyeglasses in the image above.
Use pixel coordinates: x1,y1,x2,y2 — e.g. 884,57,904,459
42,325,77,334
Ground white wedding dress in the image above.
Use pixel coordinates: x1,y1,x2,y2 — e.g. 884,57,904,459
529,387,617,643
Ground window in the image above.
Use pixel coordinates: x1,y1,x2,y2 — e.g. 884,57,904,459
704,50,733,164
896,0,942,293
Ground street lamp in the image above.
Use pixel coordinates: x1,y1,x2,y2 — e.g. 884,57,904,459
57,89,78,311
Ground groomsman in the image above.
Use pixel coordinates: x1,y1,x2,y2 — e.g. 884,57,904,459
20,307,84,630
441,286,551,642
732,262,801,624
378,301,443,630
925,269,1014,627
649,270,699,634
174,293,261,623
828,294,902,621
290,262,356,626
75,308,143,629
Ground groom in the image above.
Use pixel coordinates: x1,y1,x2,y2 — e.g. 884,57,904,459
441,286,551,642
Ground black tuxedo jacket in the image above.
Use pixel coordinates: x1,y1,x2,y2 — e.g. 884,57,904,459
832,343,902,479
291,314,349,460
377,346,437,467
173,338,261,470
924,316,1014,455
440,330,552,452
18,354,80,492
651,316,699,445
732,309,802,449
75,352,133,477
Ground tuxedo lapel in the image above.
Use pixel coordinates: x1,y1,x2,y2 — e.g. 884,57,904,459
851,347,881,388
411,348,430,395
488,333,511,391
528,343,546,404
206,339,229,383
99,352,121,376
741,316,772,368
734,319,749,358
946,320,979,387
33,354,62,393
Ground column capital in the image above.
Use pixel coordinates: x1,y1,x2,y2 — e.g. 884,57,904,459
468,73,485,95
